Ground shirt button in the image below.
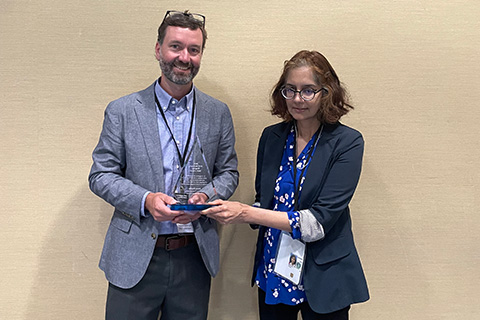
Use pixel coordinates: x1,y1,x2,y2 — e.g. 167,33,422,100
151,233,156,240
176,116,180,120
172,101,176,104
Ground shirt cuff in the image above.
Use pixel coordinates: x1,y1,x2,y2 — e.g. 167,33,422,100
298,209,325,242
141,191,151,217
287,211,302,240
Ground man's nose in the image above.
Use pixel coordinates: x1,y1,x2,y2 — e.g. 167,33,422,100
178,49,190,62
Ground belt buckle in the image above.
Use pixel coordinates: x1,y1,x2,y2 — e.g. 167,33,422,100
165,235,179,251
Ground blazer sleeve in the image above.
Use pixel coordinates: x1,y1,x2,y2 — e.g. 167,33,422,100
88,100,149,224
308,131,364,234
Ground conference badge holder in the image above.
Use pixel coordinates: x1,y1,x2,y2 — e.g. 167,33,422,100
273,231,306,285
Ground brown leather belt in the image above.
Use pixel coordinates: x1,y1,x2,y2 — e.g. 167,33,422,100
155,234,196,251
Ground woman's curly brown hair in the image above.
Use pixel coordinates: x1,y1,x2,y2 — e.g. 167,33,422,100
270,50,353,124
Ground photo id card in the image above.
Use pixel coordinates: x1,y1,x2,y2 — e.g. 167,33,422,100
273,232,305,285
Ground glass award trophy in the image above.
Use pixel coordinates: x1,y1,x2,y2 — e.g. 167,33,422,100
170,136,218,212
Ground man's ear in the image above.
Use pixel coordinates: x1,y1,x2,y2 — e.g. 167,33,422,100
154,42,161,60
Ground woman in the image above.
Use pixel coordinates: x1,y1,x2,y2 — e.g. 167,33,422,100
204,50,369,319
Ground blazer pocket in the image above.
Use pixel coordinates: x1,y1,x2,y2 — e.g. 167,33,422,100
110,210,134,233
309,235,352,265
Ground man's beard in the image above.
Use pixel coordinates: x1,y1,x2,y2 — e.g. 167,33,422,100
158,54,200,85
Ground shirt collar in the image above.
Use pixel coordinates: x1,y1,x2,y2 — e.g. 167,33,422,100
155,78,195,113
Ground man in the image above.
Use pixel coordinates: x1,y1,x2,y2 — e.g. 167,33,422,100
89,10,239,320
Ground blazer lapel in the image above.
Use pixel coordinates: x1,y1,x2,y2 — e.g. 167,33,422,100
261,122,291,208
193,88,213,147
299,124,338,208
134,83,165,190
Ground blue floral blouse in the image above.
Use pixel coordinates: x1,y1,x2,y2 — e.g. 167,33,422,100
255,125,320,305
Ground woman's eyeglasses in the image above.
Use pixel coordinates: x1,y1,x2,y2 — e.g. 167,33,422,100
280,87,326,101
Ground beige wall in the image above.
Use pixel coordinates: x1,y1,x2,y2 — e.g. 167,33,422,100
1,0,479,319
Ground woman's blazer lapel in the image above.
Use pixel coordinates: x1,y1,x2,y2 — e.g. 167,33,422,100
299,123,338,209
260,123,290,208
260,122,339,211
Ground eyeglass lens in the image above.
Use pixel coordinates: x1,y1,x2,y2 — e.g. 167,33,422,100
164,10,205,26
282,88,317,101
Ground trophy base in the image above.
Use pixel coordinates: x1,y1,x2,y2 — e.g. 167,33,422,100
169,204,219,212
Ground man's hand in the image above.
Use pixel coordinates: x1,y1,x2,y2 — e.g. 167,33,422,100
171,212,200,224
170,192,208,224
145,192,179,222
188,192,208,205
145,192,210,223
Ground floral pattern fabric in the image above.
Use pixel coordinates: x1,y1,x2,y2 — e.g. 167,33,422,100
255,125,319,306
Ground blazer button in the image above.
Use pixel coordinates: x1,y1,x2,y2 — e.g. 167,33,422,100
151,233,156,240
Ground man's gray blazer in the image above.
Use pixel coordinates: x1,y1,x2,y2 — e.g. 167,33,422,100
89,82,239,289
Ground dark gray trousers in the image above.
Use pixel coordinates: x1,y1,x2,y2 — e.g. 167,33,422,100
258,288,350,320
105,242,211,320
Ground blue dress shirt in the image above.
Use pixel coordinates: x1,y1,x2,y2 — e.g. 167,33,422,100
141,79,196,234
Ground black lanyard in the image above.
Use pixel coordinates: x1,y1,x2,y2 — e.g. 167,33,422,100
292,124,323,210
154,89,196,168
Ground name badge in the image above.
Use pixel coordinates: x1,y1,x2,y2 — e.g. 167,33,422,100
273,231,305,285
176,222,194,233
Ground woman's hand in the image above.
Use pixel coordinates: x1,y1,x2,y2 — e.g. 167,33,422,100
202,200,249,225
203,201,291,231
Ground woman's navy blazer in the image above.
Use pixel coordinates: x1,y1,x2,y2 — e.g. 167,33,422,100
252,121,369,314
